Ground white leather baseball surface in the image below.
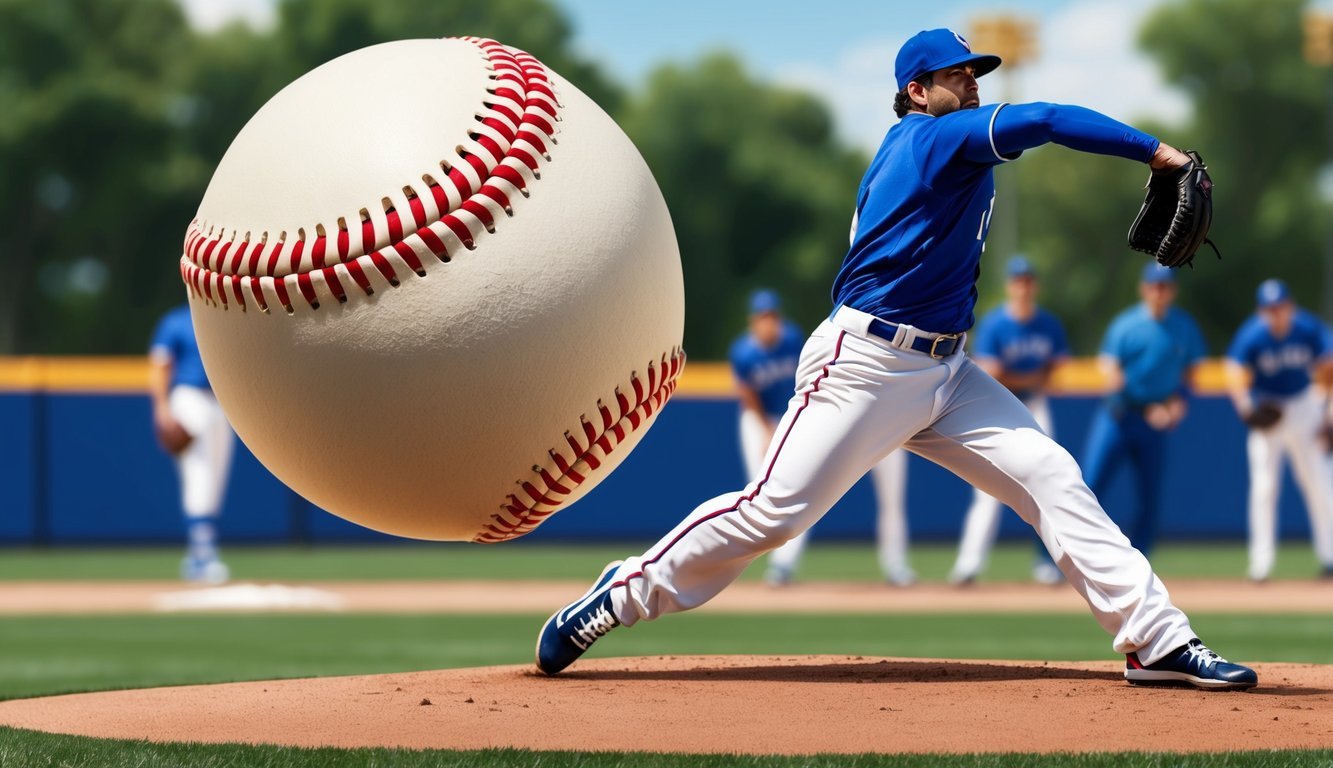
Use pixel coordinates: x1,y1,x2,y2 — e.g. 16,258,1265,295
181,37,684,542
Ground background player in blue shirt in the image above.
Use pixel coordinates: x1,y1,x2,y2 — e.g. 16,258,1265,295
149,305,235,584
1082,263,1207,558
1225,279,1333,581
950,256,1069,585
731,290,916,586
539,28,1256,689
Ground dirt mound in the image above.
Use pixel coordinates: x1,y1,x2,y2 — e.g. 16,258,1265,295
2,655,1331,754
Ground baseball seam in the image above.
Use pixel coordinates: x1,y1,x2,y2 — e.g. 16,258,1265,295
179,37,559,315
475,347,687,543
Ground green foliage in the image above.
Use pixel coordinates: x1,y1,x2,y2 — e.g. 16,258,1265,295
0,0,616,355
619,54,867,355
977,0,1333,353
1137,0,1330,347
1000,148,1158,352
0,0,196,353
7,0,1325,358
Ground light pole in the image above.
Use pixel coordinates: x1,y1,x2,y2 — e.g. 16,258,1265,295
967,14,1039,264
1306,7,1333,318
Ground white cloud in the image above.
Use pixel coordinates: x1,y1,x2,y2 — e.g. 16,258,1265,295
1014,0,1191,128
775,0,1191,153
177,0,276,32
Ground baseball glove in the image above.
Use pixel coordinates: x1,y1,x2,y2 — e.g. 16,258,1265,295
1320,422,1333,454
1128,150,1218,268
155,417,193,455
1243,401,1283,430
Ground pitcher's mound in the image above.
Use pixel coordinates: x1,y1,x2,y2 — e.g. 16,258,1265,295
2,656,1331,755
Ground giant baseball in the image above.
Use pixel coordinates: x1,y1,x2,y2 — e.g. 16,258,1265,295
180,37,685,542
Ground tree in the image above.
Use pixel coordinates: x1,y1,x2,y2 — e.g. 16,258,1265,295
0,0,617,354
0,0,199,353
618,54,868,357
1140,0,1326,346
980,0,1325,352
268,0,621,114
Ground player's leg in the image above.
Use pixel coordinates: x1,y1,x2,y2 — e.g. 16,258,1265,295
741,411,806,585
1124,417,1165,557
169,386,231,584
1080,406,1128,513
605,325,946,628
950,487,1002,584
1278,390,1333,572
948,398,1044,584
1026,395,1064,584
1246,423,1283,581
905,359,1195,665
870,449,914,585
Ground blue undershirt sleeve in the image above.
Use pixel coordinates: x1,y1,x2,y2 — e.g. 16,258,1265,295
990,102,1160,163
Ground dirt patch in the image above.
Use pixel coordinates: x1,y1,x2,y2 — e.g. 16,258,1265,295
1,655,1331,754
0,578,1329,615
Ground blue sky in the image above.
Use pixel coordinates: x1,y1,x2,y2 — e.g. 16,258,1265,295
550,0,1070,83
179,0,1191,151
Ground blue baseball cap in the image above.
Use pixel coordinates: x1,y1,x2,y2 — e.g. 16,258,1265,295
895,29,1002,91
1256,278,1291,308
1141,262,1176,285
749,289,782,315
1006,255,1036,278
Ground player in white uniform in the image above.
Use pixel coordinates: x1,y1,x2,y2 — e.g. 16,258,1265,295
536,29,1257,689
732,290,915,587
948,256,1069,585
1225,279,1333,581
149,305,234,584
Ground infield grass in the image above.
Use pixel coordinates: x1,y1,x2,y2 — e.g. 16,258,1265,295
0,731,1330,768
1,611,1330,701
1,544,1330,767
0,541,1326,582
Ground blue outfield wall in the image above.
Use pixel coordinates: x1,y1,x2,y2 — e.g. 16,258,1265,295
0,391,1324,546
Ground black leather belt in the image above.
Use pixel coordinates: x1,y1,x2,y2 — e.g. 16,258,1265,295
866,318,963,359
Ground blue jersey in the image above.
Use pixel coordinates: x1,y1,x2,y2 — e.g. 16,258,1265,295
1100,304,1206,406
729,321,805,417
149,305,211,390
1227,309,1333,398
833,102,1157,334
972,305,1069,398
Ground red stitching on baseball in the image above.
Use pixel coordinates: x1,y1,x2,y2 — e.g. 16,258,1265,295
474,348,687,543
180,37,559,314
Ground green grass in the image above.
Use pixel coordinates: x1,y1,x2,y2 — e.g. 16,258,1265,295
1,611,1330,702
0,541,1326,582
0,731,1329,768
0,543,1329,767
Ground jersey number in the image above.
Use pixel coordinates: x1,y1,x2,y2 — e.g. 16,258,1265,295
976,193,997,250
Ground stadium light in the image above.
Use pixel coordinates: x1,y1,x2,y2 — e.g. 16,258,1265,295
967,13,1040,265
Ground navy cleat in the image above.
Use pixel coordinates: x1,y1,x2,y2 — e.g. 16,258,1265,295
1125,638,1257,691
535,560,623,676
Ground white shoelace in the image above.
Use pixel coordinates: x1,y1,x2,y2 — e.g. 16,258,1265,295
1186,642,1228,668
573,605,618,650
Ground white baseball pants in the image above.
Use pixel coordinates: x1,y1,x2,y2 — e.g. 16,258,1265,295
951,394,1053,579
169,385,235,518
1246,387,1333,580
749,404,910,581
609,307,1195,664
